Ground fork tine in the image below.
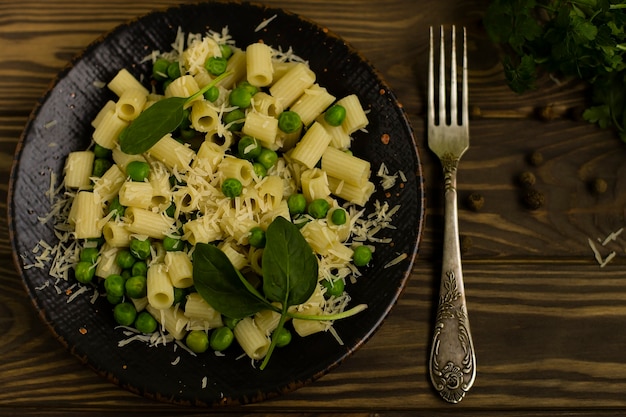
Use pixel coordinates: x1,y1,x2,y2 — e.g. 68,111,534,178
449,26,457,126
428,26,434,128
462,26,468,126
438,26,446,126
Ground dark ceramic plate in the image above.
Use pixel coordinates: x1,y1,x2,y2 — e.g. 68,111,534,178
8,1,424,406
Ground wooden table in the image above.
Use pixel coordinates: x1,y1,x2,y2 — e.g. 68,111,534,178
2,0,626,415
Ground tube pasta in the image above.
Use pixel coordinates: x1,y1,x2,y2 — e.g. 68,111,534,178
190,100,219,132
147,133,195,172
183,216,222,244
146,263,175,310
118,181,153,209
289,121,332,169
219,156,254,186
192,141,225,172
300,168,331,202
289,84,336,126
125,207,176,239
107,68,149,97
292,305,326,337
252,92,283,117
218,240,248,270
93,164,125,203
112,147,146,171
321,146,370,186
254,306,281,336
64,151,95,189
164,251,194,288
255,175,283,211
336,94,369,134
145,304,188,340
115,88,147,121
242,112,279,148
183,293,223,329
95,244,121,278
72,191,104,239
102,221,132,247
218,48,246,89
246,42,273,87
234,317,271,360
327,176,375,207
165,74,200,99
92,100,116,129
269,63,315,108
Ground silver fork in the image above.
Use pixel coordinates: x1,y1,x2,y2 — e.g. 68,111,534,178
427,25,476,404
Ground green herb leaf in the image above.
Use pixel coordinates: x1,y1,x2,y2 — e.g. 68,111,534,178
193,243,270,319
119,97,187,155
262,216,318,306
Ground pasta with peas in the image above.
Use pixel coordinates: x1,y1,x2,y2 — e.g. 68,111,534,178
31,25,405,368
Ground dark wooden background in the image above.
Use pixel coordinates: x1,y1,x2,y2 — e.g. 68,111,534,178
2,0,626,415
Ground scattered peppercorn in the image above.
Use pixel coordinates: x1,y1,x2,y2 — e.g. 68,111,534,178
518,171,536,188
460,234,473,255
591,177,608,195
466,192,485,211
522,188,545,210
528,150,544,167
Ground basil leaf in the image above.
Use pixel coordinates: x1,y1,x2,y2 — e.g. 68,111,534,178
193,243,269,319
262,216,318,306
118,96,187,155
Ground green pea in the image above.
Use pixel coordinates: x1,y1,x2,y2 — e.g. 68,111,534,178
287,193,307,215
252,162,267,179
107,196,125,218
257,148,278,170
321,277,345,298
152,58,171,81
274,327,292,348
209,326,234,351
353,245,373,267
121,269,132,280
93,143,112,159
203,85,220,102
126,160,150,182
324,104,346,126
221,178,243,198
330,208,347,225
229,85,253,108
113,302,137,326
173,287,187,307
238,136,262,160
129,237,151,260
134,311,158,334
223,316,240,329
205,56,228,76
186,330,210,353
167,61,181,79
248,227,266,248
131,260,148,277
125,275,147,299
92,158,112,178
80,247,100,264
74,261,95,284
219,44,233,59
163,235,184,251
106,293,123,305
104,274,126,299
307,198,330,219
223,109,245,131
239,81,259,96
278,111,302,133
116,249,136,269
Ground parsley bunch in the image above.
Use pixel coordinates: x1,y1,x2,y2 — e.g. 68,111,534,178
484,0,626,141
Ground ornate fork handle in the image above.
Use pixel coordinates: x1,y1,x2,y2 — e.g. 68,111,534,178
429,153,476,404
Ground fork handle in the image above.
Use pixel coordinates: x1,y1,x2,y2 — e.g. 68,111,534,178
429,161,476,403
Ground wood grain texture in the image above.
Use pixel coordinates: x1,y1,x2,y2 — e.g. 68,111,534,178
2,0,626,415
